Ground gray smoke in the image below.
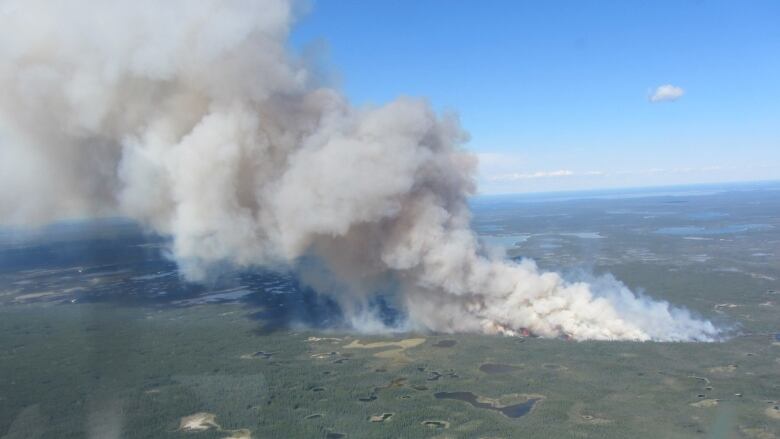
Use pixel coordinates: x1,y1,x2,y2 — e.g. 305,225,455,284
0,0,720,341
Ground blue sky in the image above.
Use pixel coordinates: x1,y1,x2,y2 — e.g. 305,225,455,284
290,1,780,194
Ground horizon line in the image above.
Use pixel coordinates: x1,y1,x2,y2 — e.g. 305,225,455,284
473,178,780,198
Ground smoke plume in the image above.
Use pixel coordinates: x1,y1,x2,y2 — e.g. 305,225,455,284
0,0,719,341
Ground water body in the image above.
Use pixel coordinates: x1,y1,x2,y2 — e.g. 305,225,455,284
686,212,729,220
434,392,539,418
655,224,773,236
557,232,603,239
175,287,255,305
433,339,457,348
370,413,393,422
130,270,176,281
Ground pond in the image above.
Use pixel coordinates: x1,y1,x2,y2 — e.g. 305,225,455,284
434,391,539,418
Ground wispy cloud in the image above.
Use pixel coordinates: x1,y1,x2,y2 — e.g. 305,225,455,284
488,166,727,182
616,166,723,175
489,169,605,181
649,84,684,102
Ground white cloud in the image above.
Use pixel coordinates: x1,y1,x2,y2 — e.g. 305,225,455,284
616,166,724,175
484,164,727,183
489,169,574,181
649,84,685,102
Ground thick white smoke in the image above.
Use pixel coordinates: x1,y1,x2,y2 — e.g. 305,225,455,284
0,0,720,341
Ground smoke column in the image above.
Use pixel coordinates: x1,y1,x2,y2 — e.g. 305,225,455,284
0,0,719,341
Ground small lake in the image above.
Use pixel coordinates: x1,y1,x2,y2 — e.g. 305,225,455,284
434,391,539,418
479,363,518,374
433,339,457,348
